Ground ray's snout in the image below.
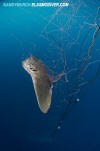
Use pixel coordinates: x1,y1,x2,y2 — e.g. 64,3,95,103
22,59,30,73
22,60,26,69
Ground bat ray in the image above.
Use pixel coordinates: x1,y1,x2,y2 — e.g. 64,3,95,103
22,55,65,113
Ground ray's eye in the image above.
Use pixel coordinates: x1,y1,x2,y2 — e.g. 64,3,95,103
32,69,37,71
30,67,37,71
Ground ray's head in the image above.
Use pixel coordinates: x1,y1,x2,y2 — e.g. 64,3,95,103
22,55,42,75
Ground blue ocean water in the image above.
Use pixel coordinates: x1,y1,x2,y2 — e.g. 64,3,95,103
0,0,100,151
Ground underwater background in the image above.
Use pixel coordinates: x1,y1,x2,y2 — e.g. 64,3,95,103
0,0,100,151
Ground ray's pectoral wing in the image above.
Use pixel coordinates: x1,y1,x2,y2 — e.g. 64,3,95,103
32,76,52,113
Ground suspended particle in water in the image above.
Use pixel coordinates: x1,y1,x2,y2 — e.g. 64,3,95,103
57,126,61,130
76,98,80,102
